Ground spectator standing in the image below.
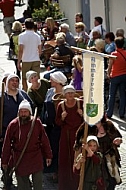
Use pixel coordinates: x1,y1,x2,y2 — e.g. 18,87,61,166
75,13,83,23
17,18,42,91
42,17,58,41
74,22,89,49
71,55,83,90
105,32,116,54
1,99,52,190
116,28,126,50
44,32,74,80
9,21,23,78
59,23,76,46
55,85,83,190
33,22,45,48
89,16,106,39
87,30,101,49
0,0,15,39
107,37,126,119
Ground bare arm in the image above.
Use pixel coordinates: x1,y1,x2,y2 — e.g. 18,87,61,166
38,44,42,57
107,58,113,78
18,44,23,71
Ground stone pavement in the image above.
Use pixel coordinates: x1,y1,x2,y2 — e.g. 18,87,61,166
0,1,126,190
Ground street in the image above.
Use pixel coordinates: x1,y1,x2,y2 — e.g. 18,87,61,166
0,0,126,189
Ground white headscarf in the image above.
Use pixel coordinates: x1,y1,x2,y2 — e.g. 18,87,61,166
5,74,19,92
18,99,32,114
50,71,67,85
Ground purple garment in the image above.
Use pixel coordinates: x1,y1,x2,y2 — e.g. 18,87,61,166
73,69,82,90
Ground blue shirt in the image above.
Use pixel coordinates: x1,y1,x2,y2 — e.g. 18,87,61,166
105,42,116,54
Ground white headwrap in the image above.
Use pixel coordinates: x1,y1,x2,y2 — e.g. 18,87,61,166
87,135,99,146
18,99,32,114
5,74,19,92
63,84,75,95
50,71,67,85
26,70,37,83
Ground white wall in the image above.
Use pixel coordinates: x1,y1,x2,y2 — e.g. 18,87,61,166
59,0,126,36
109,0,126,35
59,0,82,34
90,0,106,30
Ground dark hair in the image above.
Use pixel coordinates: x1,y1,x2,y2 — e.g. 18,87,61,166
115,37,124,48
33,22,37,30
75,13,83,21
25,18,34,29
95,16,103,24
105,32,115,41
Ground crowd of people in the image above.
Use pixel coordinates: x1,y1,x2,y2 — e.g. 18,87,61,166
0,0,126,189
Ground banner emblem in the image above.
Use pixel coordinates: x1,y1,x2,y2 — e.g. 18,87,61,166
86,103,98,117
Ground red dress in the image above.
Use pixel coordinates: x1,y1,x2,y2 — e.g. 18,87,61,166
1,117,52,176
56,100,83,190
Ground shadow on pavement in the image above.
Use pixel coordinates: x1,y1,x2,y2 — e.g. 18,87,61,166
111,117,126,132
0,42,10,46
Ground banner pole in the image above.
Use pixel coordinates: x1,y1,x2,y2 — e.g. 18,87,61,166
71,46,117,59
78,122,88,190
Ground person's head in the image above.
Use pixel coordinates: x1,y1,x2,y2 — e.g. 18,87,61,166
18,99,32,125
116,28,125,37
115,37,124,49
75,22,86,32
63,85,76,100
25,18,34,30
50,71,67,87
92,30,101,40
72,55,82,68
87,135,99,152
75,13,83,22
33,22,38,32
45,17,55,29
23,9,30,19
12,21,23,32
26,70,38,83
56,32,66,45
5,74,20,92
94,16,103,26
105,32,115,43
94,38,105,52
59,23,69,34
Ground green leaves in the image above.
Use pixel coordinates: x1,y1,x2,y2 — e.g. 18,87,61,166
32,2,64,21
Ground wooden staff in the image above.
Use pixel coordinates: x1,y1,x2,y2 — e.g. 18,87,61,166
0,82,4,136
78,122,88,190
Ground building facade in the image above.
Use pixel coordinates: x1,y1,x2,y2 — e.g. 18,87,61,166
59,0,126,35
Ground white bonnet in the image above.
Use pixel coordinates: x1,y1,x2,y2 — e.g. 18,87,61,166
5,74,19,92
87,135,99,146
26,70,37,83
50,71,67,85
18,99,32,114
63,84,75,95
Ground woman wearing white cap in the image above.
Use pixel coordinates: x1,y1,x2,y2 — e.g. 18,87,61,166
26,70,51,118
55,84,83,190
43,71,67,182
